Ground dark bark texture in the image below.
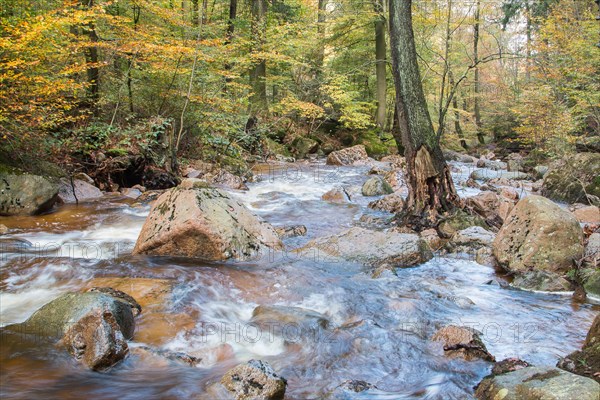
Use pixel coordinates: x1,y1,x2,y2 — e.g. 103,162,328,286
388,0,458,227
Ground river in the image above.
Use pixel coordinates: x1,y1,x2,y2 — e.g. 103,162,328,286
0,160,597,399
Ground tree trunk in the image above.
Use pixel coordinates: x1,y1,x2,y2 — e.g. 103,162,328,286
127,4,141,114
80,0,99,104
247,0,268,125
227,0,237,39
389,0,458,227
192,0,199,25
449,71,467,150
374,0,386,130
222,0,237,91
314,0,327,83
473,0,484,144
524,0,532,82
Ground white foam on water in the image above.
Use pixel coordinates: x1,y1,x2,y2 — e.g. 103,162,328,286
7,217,143,260
160,283,286,366
289,289,347,325
0,262,88,326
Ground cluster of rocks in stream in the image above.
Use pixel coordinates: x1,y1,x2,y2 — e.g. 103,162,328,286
2,145,600,399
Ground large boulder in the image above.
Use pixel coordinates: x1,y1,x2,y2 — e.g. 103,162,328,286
542,153,600,205
326,145,370,166
221,360,287,400
475,366,600,400
0,173,59,215
4,292,136,371
361,176,393,197
492,196,584,291
557,313,600,382
58,178,103,203
133,185,282,260
297,227,432,268
13,292,135,340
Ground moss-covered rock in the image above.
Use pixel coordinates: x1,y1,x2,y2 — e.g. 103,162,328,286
557,314,600,383
475,366,600,399
361,176,393,196
291,136,319,159
355,130,394,158
542,153,600,205
438,209,488,238
0,173,59,215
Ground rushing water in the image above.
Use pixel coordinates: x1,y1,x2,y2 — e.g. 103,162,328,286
0,161,597,399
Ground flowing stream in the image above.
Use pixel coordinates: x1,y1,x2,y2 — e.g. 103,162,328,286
0,161,597,399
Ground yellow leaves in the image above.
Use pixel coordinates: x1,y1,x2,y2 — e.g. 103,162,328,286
274,96,325,120
323,75,374,130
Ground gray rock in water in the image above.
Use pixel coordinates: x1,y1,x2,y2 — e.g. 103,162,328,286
58,178,103,203
5,292,136,371
11,292,135,340
512,270,572,292
475,366,600,399
476,159,507,170
451,226,496,249
221,359,287,400
0,173,59,215
443,150,478,164
328,380,377,398
361,176,393,196
297,227,432,268
251,305,330,332
470,169,530,182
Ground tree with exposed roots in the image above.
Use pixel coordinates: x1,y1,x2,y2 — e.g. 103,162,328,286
388,0,460,229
